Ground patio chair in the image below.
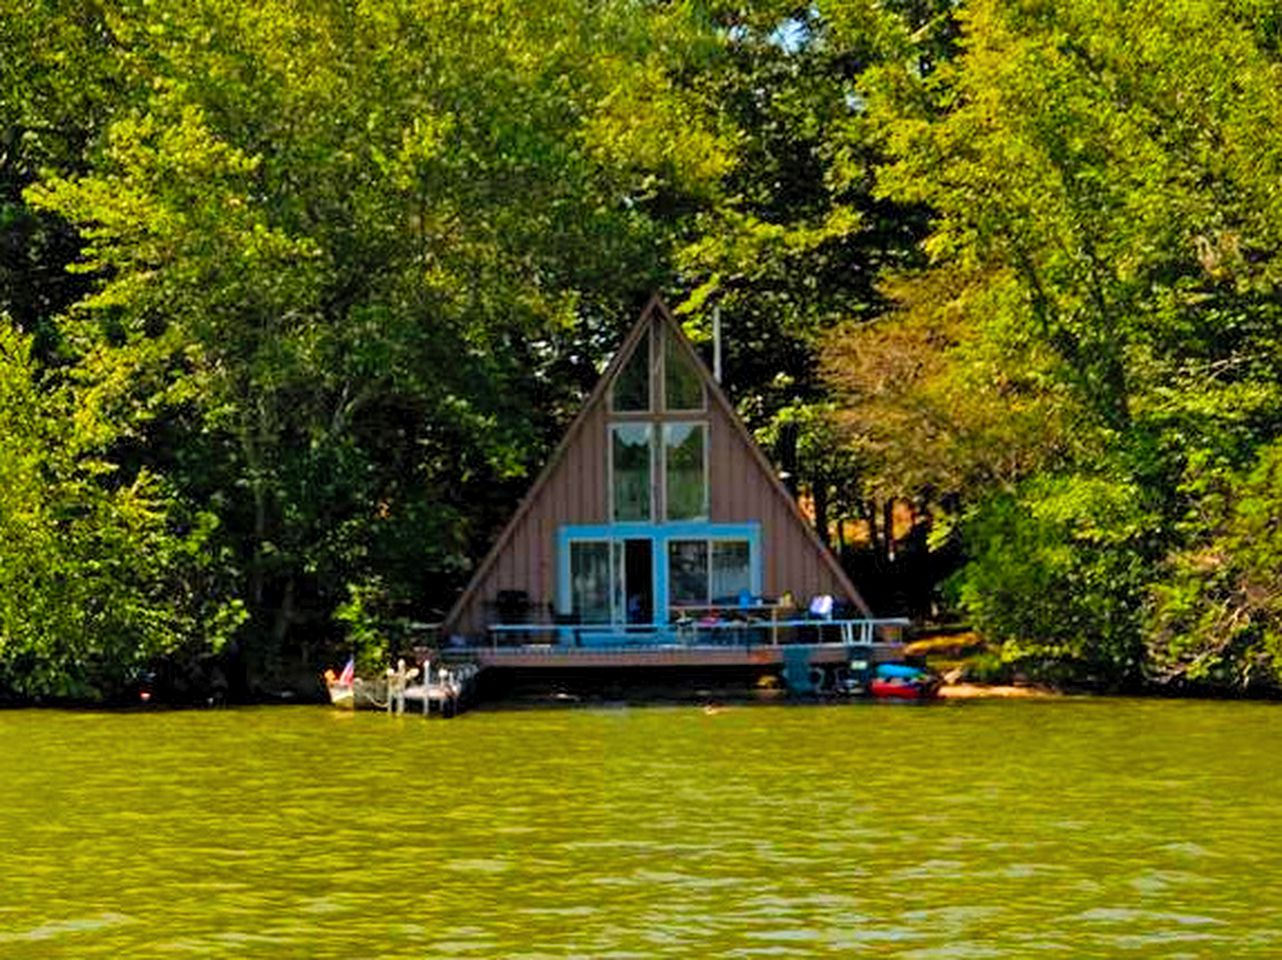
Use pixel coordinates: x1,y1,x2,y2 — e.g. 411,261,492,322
808,594,835,643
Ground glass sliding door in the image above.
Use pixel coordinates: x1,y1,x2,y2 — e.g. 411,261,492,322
569,541,612,624
667,537,754,612
668,539,709,607
711,540,752,602
569,537,654,627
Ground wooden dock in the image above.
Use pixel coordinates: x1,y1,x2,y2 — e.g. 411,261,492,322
388,660,480,717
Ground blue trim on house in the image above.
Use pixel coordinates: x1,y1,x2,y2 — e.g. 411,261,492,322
556,521,762,623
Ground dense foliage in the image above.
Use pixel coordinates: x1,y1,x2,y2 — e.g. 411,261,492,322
829,0,1282,689
4,0,1282,698
0,323,242,698
4,0,736,697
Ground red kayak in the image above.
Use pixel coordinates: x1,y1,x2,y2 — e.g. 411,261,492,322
870,678,938,701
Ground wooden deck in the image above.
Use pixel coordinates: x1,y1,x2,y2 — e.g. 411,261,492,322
438,640,903,670
419,619,912,710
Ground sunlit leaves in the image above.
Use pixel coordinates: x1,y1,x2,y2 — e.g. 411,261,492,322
854,0,1282,685
1148,440,1282,687
15,0,738,685
0,322,242,699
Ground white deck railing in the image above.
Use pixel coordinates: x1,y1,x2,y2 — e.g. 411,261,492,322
480,617,909,648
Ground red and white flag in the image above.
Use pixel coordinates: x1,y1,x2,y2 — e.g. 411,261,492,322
337,657,355,686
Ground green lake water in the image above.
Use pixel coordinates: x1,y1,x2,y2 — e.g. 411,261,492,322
3,698,1282,958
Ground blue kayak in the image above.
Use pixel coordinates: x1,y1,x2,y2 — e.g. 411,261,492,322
876,662,925,681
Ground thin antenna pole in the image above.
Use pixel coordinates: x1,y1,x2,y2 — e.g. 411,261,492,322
713,304,722,384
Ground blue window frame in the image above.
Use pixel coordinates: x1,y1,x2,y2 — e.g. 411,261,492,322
557,521,761,624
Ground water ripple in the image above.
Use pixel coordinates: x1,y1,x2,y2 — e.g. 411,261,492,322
3,700,1282,956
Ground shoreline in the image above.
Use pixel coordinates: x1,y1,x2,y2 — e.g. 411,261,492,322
936,682,1063,700
8,677,1280,709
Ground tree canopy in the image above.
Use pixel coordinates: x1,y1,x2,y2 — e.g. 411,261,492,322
826,0,1282,687
5,0,1282,698
5,0,740,695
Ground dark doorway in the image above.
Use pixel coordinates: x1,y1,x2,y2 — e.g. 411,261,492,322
624,539,653,625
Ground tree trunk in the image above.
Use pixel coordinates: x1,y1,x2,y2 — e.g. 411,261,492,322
813,481,830,548
865,499,880,556
883,498,896,563
241,421,268,609
777,422,799,499
272,575,296,660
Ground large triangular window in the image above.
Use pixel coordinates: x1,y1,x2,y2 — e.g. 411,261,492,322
664,328,704,412
611,329,651,412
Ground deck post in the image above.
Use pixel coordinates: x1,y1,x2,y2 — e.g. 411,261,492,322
386,658,407,715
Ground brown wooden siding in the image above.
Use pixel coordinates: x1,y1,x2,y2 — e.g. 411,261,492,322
707,400,852,606
450,403,607,637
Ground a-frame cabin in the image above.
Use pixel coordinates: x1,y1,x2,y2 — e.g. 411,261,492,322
444,296,871,644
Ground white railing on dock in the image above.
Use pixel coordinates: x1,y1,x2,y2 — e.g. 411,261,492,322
400,660,480,716
480,617,909,649
385,658,417,714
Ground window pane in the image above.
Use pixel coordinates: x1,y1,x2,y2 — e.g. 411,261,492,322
664,423,706,520
612,540,626,625
570,541,611,623
668,540,709,607
711,541,752,603
664,330,704,411
612,423,651,521
612,333,650,411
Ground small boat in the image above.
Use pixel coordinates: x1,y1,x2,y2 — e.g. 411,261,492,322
869,678,937,700
869,663,939,701
324,674,387,709
324,657,359,708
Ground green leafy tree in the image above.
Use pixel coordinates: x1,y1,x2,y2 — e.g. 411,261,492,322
0,0,127,357
872,0,1282,449
823,268,1086,501
759,400,863,546
955,474,1155,686
855,0,1282,681
24,0,737,687
0,321,242,699
673,0,956,487
1148,441,1282,688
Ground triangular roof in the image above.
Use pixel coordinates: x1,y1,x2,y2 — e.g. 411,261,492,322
444,295,869,632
